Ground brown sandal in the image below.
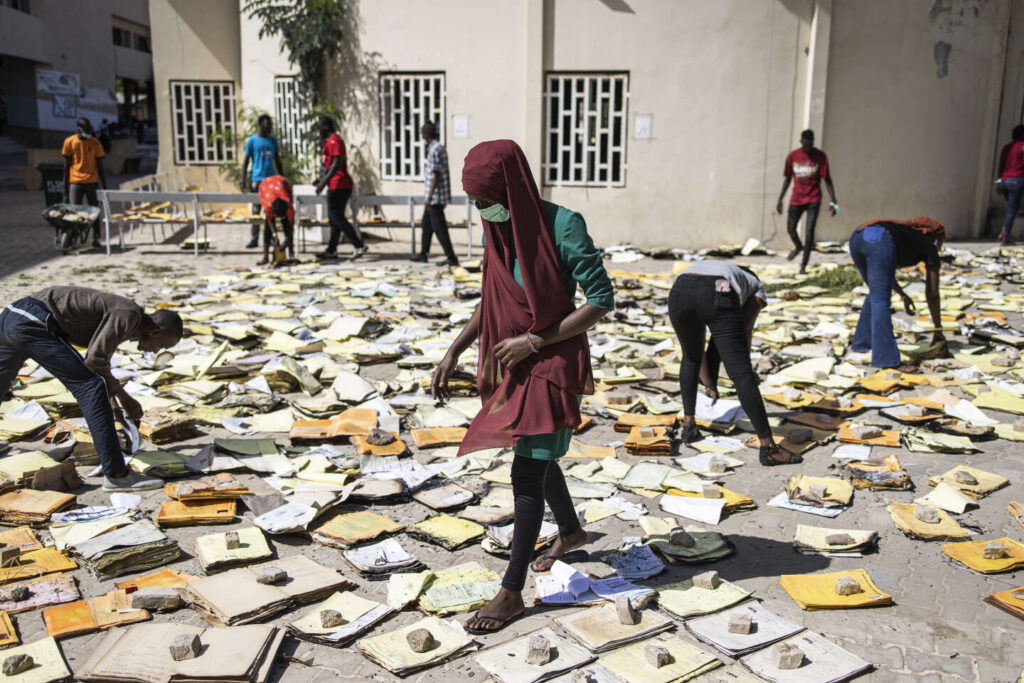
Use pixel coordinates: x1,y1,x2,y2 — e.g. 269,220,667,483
760,443,803,466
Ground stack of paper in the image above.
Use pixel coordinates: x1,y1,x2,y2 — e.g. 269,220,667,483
0,637,70,682
418,562,501,615
356,616,475,676
482,521,558,557
0,547,77,585
740,630,872,682
157,498,237,527
181,555,352,625
941,537,1024,573
844,454,911,490
165,473,251,499
42,588,149,638
624,426,672,455
640,516,732,563
887,501,969,540
311,510,404,549
341,538,424,578
476,627,595,682
0,573,78,613
786,476,853,509
779,569,892,610
686,601,804,656
407,513,485,550
410,480,476,510
556,602,674,652
927,465,1009,499
0,488,76,526
286,590,394,646
983,585,1024,621
194,527,273,573
71,520,180,580
601,543,666,579
533,561,654,607
600,633,722,682
75,623,284,683
657,576,752,619
0,450,81,491
290,408,377,444
793,525,877,557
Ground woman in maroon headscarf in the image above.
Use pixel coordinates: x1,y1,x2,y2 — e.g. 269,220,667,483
432,140,613,633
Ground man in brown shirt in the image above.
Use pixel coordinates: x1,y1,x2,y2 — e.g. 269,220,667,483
0,287,183,491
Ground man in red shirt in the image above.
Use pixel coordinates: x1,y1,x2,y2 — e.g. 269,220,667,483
314,116,367,261
996,125,1024,246
775,130,838,273
257,175,294,266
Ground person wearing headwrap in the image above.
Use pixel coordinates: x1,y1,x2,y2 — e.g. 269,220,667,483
432,140,613,634
849,217,946,370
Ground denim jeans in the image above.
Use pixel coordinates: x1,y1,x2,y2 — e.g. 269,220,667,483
849,226,901,368
0,298,125,476
1002,177,1024,237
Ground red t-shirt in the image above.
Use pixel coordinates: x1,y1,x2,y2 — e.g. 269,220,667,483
784,147,830,205
258,175,294,223
1001,141,1024,180
322,133,353,190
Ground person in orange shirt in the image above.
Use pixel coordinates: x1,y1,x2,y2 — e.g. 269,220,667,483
61,117,107,248
257,175,294,266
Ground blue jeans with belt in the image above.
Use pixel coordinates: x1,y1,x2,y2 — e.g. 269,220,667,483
849,226,900,368
0,297,125,476
1002,177,1024,237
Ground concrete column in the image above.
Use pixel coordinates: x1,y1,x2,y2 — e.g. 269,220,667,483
804,0,832,138
970,0,1012,237
523,0,545,184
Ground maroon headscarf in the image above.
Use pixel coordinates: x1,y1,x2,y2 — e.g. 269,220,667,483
457,140,593,455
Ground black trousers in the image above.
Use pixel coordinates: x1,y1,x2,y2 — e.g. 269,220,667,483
0,298,125,476
502,456,581,592
419,204,457,262
263,217,293,253
69,182,101,241
249,180,263,242
326,187,364,252
786,202,820,270
668,275,771,439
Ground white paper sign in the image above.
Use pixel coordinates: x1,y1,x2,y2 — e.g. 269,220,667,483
452,115,468,138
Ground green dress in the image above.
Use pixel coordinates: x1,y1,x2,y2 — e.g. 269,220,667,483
483,201,614,459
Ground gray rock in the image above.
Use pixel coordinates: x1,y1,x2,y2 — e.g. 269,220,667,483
692,570,720,590
169,633,201,661
669,529,695,548
644,644,672,668
983,541,1008,560
130,587,183,611
224,531,240,550
526,634,553,666
701,483,721,499
835,576,864,595
365,428,396,446
913,505,941,524
953,470,978,486
788,428,812,444
850,424,883,439
320,609,345,628
728,612,753,634
772,642,804,669
256,566,288,584
615,593,638,624
708,457,728,474
2,654,34,675
406,628,437,653
7,585,30,602
825,533,856,546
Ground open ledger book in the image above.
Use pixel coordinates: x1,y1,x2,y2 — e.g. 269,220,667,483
533,560,655,605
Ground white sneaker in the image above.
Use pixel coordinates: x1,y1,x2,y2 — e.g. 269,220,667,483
102,470,163,492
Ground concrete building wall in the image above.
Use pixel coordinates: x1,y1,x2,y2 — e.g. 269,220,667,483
150,0,242,188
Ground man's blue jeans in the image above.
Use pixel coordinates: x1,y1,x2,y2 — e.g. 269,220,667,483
849,226,901,368
1002,177,1024,237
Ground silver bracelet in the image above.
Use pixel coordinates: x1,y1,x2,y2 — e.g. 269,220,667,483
525,334,539,354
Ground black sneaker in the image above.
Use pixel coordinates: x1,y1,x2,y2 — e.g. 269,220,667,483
410,254,428,263
317,250,339,260
245,239,259,248
786,247,800,261
437,259,459,267
680,423,702,444
351,246,368,261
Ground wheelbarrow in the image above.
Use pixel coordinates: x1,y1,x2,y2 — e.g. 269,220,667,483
41,203,101,252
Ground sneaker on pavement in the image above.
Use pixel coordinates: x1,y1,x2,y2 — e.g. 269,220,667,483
409,253,428,262
102,470,163,492
351,246,369,261
786,247,800,261
245,239,259,248
437,258,459,267
317,250,339,260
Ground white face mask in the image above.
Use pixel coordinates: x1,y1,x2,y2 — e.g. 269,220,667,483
477,202,510,223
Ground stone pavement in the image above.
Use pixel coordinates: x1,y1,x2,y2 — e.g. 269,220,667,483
1,186,1023,682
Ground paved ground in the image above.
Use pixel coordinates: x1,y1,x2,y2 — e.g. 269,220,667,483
1,187,1023,682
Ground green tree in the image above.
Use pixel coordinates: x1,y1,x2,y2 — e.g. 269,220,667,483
243,0,347,102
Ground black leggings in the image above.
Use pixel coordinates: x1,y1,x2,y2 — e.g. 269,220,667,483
668,275,772,439
502,456,581,592
787,202,820,270
326,187,364,252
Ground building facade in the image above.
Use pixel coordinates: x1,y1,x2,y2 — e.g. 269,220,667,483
149,0,1021,248
0,0,153,148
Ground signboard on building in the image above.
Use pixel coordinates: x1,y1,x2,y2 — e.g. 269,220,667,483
52,95,78,118
37,69,81,95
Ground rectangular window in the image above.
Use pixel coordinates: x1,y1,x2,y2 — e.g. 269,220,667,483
170,80,236,165
112,27,132,48
2,0,30,13
379,72,445,180
543,72,628,187
274,75,309,161
133,33,150,53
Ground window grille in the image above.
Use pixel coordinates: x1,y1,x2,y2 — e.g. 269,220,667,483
543,73,628,187
273,75,309,160
379,73,445,180
170,81,236,165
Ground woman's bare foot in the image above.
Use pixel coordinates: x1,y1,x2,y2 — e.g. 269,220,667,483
464,587,525,634
530,527,588,572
